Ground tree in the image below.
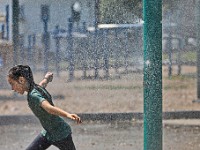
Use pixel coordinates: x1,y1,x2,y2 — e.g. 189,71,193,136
99,0,183,24
99,0,142,24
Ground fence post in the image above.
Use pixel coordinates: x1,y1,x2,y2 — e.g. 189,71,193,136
12,0,19,65
93,29,99,79
53,25,61,77
6,5,9,40
124,30,129,73
114,29,119,75
143,0,162,150
67,18,74,81
1,24,5,39
166,37,172,77
32,34,36,71
43,22,49,73
103,29,109,79
166,11,173,78
41,5,50,73
19,34,24,64
195,0,200,101
94,0,100,79
81,22,88,79
134,27,142,70
27,35,32,67
177,38,183,75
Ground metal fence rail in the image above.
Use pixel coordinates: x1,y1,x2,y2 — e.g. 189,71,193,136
8,22,144,81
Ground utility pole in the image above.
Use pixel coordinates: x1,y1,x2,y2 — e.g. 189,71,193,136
143,0,162,150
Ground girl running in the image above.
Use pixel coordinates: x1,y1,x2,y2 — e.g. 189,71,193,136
8,65,82,150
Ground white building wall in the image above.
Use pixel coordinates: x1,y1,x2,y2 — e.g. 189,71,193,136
0,0,12,42
0,0,95,44
18,0,95,50
19,0,95,34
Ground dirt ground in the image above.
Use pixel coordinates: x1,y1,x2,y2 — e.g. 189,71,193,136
0,65,199,115
0,65,200,150
1,120,200,150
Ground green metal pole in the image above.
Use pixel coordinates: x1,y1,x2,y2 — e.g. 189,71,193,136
143,0,162,150
196,0,200,100
12,0,19,65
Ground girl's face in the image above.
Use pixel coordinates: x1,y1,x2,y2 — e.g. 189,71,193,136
8,77,28,95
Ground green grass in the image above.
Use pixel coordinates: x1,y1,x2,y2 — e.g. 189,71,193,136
164,74,196,80
180,51,196,62
163,51,196,62
164,84,188,90
73,84,190,91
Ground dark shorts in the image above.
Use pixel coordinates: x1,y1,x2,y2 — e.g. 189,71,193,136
26,134,76,150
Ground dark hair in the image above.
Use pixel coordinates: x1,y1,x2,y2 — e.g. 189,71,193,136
8,65,35,91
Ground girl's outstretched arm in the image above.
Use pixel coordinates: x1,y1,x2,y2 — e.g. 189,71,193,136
41,100,82,124
39,72,53,88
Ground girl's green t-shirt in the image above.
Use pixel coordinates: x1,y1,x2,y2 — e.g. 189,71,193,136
27,86,72,142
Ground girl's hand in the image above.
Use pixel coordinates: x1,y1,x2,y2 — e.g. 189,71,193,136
39,72,53,88
44,72,53,82
69,114,82,124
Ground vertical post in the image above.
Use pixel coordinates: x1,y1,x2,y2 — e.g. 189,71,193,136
143,0,162,150
6,5,9,40
81,22,88,79
176,10,182,76
94,0,99,31
166,11,173,78
19,34,24,64
195,0,200,100
67,18,74,81
93,29,99,79
124,30,129,73
12,0,19,65
41,5,50,73
134,27,138,55
177,38,183,75
94,0,99,79
55,36,60,77
103,29,109,79
114,29,119,75
32,34,36,71
43,21,49,73
27,35,32,66
166,37,172,77
54,25,60,77
1,24,5,39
